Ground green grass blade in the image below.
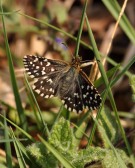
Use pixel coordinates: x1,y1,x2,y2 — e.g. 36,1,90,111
110,56,135,87
95,64,120,87
102,0,135,44
85,14,134,164
86,16,135,165
88,56,135,146
11,129,27,168
129,75,135,103
36,0,46,12
18,7,134,79
3,112,13,168
0,1,27,131
0,9,20,15
88,57,135,145
50,105,64,133
25,85,41,130
75,64,120,142
92,116,127,168
87,89,107,146
18,10,134,81
73,117,88,147
69,0,89,146
0,114,34,141
74,0,88,57
100,55,135,97
24,74,50,138
106,56,132,77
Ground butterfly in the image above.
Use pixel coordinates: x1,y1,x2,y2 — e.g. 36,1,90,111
23,55,101,113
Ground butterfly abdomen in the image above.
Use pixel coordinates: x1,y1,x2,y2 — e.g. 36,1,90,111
55,67,76,97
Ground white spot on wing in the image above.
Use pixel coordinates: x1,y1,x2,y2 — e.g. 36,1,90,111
35,89,40,94
85,106,89,109
86,92,89,95
41,71,46,75
74,93,79,98
34,58,38,62
40,81,43,84
30,75,35,78
49,88,53,91
47,79,52,83
34,70,37,73
50,95,54,98
27,72,31,75
64,104,67,108
62,100,65,103
44,95,49,98
43,76,48,79
91,86,94,90
87,85,90,90
40,93,44,97
43,59,47,62
95,94,98,98
78,110,82,114
81,85,84,89
83,94,86,98
68,107,71,111
25,68,29,71
24,55,27,59
32,85,36,89
46,62,51,66
51,68,55,71
73,109,77,113
90,107,93,110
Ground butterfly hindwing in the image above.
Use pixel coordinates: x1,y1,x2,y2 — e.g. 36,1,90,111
78,71,101,110
60,70,101,113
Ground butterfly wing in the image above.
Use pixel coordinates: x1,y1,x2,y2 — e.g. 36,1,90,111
61,83,84,113
78,70,101,110
60,69,101,113
23,55,68,78
23,55,68,98
23,55,101,113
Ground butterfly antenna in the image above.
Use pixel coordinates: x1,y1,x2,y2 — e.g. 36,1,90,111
61,42,74,59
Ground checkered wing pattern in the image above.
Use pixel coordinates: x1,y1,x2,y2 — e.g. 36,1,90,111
23,55,68,98
23,55,101,113
60,70,101,113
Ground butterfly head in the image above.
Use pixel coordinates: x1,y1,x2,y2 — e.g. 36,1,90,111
71,56,82,67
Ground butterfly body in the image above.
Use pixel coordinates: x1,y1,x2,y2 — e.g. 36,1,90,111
23,55,101,113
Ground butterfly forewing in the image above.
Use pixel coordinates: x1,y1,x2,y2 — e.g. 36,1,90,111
23,55,68,98
23,55,101,113
32,76,55,98
23,55,68,78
